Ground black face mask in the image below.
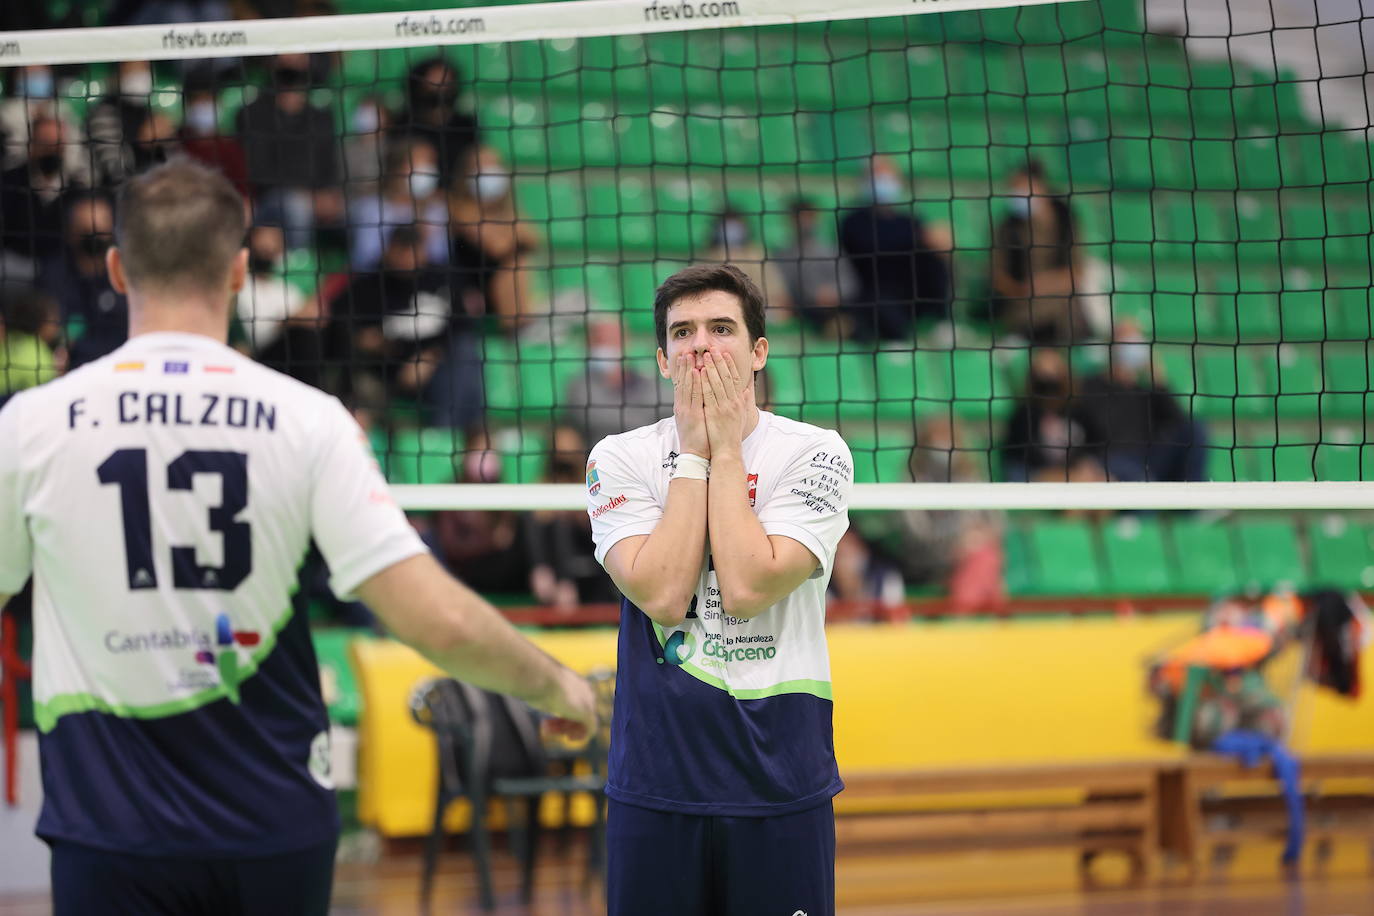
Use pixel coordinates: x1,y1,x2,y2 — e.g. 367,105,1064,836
78,234,110,259
248,253,277,275
133,144,167,170
413,90,455,110
274,67,308,89
34,152,62,176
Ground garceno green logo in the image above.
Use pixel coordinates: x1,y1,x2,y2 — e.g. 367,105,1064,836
661,630,697,666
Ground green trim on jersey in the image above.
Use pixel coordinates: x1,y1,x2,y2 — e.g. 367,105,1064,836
652,623,832,701
34,554,310,733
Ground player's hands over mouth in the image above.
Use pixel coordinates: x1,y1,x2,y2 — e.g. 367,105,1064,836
702,349,751,456
672,350,710,459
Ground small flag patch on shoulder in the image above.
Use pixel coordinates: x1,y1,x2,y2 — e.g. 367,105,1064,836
163,360,189,374
204,365,235,374
114,361,144,372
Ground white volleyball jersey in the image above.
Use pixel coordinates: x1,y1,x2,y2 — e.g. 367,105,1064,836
588,410,852,814
0,331,427,855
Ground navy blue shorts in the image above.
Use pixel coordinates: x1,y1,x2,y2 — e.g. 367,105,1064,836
49,838,336,916
607,799,835,916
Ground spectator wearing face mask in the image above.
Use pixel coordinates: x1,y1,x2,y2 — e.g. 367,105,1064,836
704,208,793,320
1069,321,1207,483
35,189,126,368
177,68,249,196
390,57,480,190
347,135,448,271
771,198,855,336
84,60,157,187
988,159,1088,345
446,144,539,334
523,426,619,615
999,348,1105,484
430,427,532,595
0,67,81,171
561,316,669,446
340,95,390,198
839,155,951,340
1,115,86,272
237,223,325,388
236,53,340,248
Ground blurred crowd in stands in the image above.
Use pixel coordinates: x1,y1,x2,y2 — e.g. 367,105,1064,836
0,12,1209,615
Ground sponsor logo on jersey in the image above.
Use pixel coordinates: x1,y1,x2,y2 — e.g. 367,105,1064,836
590,493,627,518
660,630,697,666
163,360,189,374
204,364,235,374
114,361,145,372
747,472,758,506
586,459,601,496
193,612,260,704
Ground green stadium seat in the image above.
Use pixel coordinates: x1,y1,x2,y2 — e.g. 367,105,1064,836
312,629,362,726
1192,346,1269,419
499,429,547,484
1258,343,1322,420
1308,515,1374,589
1321,342,1373,421
1002,526,1036,596
1314,437,1367,482
1234,519,1307,588
1110,193,1156,243
874,350,942,420
1101,517,1173,594
1168,518,1241,594
1327,287,1372,340
388,428,462,486
1028,520,1103,594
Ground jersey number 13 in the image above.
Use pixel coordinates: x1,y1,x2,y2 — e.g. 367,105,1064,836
98,448,252,591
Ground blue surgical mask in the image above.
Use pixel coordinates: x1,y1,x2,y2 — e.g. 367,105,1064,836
1005,196,1032,218
185,102,217,135
22,70,54,99
720,220,748,247
872,175,904,205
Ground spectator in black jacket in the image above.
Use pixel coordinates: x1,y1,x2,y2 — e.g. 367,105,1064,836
36,189,127,368
390,57,480,190
838,155,950,341
1070,322,1207,482
235,53,339,248
999,348,1105,483
1,114,81,271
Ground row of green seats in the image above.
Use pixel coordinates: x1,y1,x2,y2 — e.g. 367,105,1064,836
371,424,554,484
1010,514,1374,595
1112,288,1374,343
1147,341,1373,422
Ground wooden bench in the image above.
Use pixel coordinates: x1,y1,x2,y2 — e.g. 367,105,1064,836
1158,752,1374,876
836,762,1160,886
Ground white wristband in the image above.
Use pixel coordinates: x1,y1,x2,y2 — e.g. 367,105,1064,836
672,453,710,481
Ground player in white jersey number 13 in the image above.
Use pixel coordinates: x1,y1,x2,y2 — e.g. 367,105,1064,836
589,264,852,916
0,158,595,916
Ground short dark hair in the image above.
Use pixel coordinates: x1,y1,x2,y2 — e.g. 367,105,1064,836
114,157,246,294
653,263,766,353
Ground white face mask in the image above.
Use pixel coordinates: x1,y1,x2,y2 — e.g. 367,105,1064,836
352,106,379,134
121,68,154,97
470,172,509,203
409,170,440,199
1113,341,1151,370
588,345,621,363
185,102,217,135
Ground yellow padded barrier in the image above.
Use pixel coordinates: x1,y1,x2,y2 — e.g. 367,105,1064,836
352,616,1374,837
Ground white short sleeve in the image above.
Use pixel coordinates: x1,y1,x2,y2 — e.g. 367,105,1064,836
756,432,853,579
309,399,427,600
587,435,663,567
0,398,32,593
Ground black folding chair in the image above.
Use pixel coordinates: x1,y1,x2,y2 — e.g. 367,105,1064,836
410,671,613,911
